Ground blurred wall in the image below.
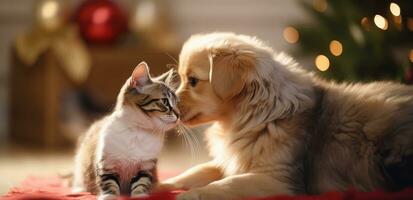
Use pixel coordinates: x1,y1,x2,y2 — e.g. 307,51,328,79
170,0,305,50
0,1,36,140
0,0,306,140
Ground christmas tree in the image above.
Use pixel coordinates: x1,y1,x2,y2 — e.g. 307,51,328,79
284,0,413,82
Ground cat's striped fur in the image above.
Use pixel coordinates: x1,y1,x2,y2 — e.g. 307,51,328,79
72,62,179,199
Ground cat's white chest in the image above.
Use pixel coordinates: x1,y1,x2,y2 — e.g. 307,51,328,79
97,117,164,172
103,129,163,162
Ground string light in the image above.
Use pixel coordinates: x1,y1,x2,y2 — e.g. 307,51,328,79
390,2,401,16
374,15,388,30
283,26,299,44
313,0,327,12
389,3,403,30
409,50,413,63
329,40,343,56
315,55,330,71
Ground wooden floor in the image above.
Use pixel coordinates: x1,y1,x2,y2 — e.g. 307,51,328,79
0,133,210,194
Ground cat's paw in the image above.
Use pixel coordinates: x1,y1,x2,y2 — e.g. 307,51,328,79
130,186,150,198
130,192,150,198
130,175,152,197
98,194,118,200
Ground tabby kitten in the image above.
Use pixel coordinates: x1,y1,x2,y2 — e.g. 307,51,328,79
72,62,179,199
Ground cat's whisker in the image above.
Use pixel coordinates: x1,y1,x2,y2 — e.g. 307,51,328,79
177,126,191,153
182,126,199,154
187,126,202,154
178,126,193,156
160,124,168,138
177,124,201,158
164,52,179,66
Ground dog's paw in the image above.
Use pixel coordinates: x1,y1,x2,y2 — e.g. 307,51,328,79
97,194,118,200
176,190,201,200
176,188,226,200
152,182,179,192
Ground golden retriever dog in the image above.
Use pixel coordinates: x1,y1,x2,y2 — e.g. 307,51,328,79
161,32,413,200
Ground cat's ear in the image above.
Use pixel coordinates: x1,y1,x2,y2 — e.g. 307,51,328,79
130,62,151,88
154,68,180,91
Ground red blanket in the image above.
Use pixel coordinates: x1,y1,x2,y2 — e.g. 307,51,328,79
2,175,413,200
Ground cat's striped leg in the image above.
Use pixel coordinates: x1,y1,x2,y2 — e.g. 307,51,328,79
130,170,153,197
98,173,121,200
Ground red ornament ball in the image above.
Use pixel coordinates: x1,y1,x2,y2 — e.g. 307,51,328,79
75,0,127,44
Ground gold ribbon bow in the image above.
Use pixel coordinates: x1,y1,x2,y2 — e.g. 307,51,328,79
14,0,91,84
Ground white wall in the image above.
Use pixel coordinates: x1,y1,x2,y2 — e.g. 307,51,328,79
0,0,306,139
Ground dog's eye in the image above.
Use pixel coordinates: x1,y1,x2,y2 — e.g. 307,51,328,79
188,76,199,87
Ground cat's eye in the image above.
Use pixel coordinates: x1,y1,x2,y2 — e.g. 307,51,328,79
188,76,199,87
161,98,169,105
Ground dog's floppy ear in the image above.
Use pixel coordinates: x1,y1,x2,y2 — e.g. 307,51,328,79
209,48,256,100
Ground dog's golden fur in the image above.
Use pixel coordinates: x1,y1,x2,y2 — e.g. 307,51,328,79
161,33,413,200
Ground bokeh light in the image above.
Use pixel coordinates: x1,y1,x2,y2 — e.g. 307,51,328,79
361,17,370,30
133,0,156,30
283,26,299,44
315,55,330,71
92,7,110,24
374,15,388,30
329,40,343,56
390,2,401,16
350,24,365,45
41,0,58,19
313,0,327,12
